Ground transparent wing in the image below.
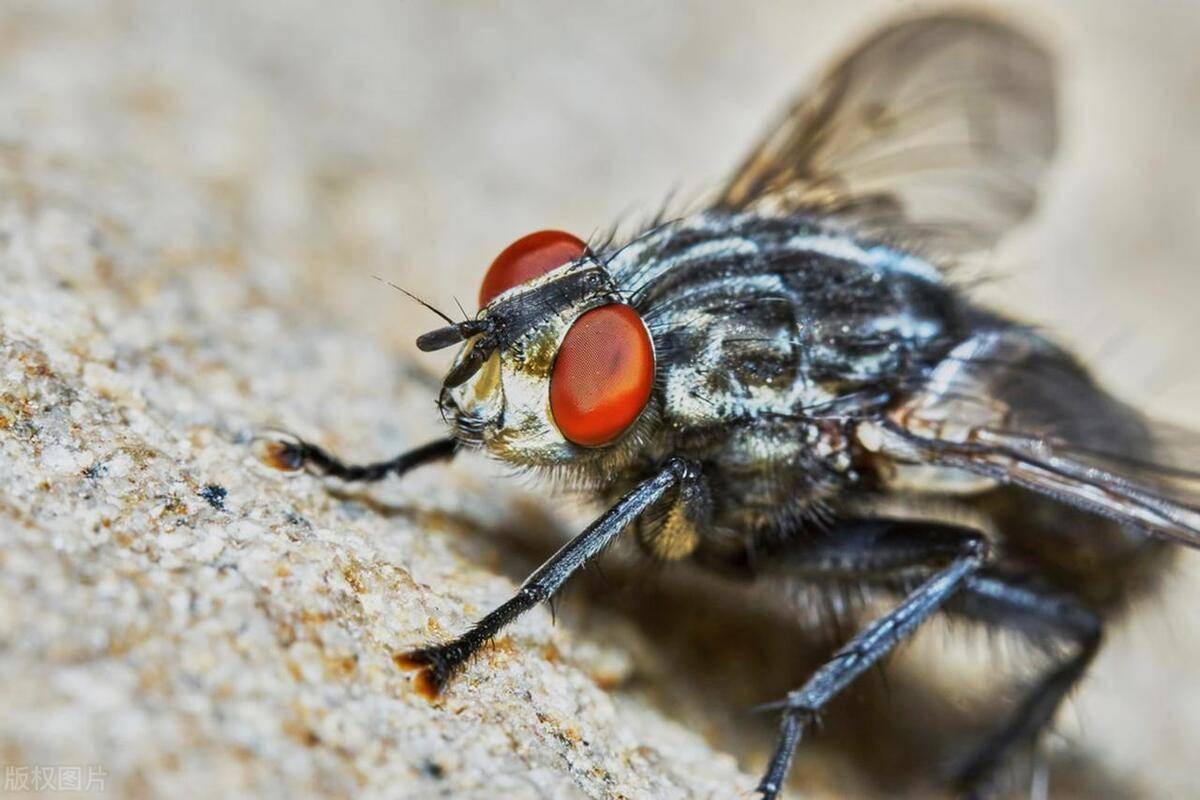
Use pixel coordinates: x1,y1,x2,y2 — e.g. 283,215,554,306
865,330,1200,548
716,13,1057,257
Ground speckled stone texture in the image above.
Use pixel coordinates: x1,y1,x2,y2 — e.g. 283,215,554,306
1,2,1198,799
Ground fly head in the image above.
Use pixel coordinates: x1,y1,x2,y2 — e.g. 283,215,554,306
417,230,658,471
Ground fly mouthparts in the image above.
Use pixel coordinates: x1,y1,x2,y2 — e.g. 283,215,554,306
416,320,487,352
441,340,493,388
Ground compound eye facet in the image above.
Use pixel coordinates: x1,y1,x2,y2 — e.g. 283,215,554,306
478,230,587,308
550,303,654,447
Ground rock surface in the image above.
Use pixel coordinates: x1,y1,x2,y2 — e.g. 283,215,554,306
1,2,1199,799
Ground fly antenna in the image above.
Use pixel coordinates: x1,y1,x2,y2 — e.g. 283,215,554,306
372,276,456,325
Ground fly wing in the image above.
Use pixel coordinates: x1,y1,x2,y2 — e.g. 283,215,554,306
862,330,1200,548
715,14,1057,258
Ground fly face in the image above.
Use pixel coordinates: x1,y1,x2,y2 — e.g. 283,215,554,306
428,231,656,469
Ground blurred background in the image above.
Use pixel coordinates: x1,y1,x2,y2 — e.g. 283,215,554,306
2,0,1198,797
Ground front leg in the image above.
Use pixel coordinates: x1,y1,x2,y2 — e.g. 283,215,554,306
752,520,991,800
256,432,458,482
397,457,698,698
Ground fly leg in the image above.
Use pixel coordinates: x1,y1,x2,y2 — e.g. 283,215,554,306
749,519,992,800
949,571,1102,797
397,457,699,697
255,433,458,482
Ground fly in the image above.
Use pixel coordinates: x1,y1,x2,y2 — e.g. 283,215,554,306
258,12,1199,799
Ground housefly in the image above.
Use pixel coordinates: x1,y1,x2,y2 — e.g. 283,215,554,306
258,12,1200,799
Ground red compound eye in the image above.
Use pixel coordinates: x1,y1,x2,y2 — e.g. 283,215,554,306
550,304,654,447
478,230,586,308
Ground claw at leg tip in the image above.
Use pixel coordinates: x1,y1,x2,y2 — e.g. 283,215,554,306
755,784,779,800
393,650,447,701
252,431,305,471
392,652,422,670
411,668,443,701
